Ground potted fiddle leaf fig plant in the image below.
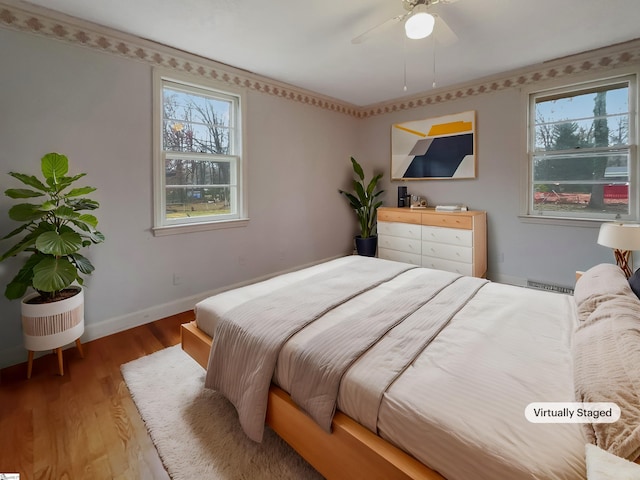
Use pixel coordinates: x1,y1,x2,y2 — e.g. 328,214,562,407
339,156,384,257
0,152,105,376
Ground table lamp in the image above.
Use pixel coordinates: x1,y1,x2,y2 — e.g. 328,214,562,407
597,222,640,277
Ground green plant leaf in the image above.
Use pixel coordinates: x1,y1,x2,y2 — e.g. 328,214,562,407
5,281,28,300
353,180,367,204
40,201,57,211
0,231,39,261
35,231,82,256
55,173,87,193
77,214,98,229
8,172,48,192
53,205,77,219
8,203,46,222
4,188,44,199
367,173,383,196
67,198,99,211
32,257,77,293
70,252,94,275
4,253,42,300
41,152,69,183
1,223,30,241
350,157,365,181
85,230,105,244
65,186,96,198
339,191,362,210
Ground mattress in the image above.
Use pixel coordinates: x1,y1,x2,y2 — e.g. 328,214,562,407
195,256,586,480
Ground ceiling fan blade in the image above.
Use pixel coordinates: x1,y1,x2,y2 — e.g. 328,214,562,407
351,13,408,45
433,13,458,46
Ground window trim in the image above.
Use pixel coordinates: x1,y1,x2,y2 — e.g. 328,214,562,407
152,68,248,236
520,69,639,225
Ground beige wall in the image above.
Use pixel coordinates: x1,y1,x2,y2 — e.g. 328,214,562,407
0,27,360,367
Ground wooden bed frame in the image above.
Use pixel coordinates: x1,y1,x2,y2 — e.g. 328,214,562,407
181,320,445,480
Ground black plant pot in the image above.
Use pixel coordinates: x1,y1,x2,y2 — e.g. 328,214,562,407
355,235,378,257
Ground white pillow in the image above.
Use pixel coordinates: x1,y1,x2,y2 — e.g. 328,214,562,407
586,443,640,479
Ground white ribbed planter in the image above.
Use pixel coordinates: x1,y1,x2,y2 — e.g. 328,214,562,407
21,287,85,377
21,286,84,351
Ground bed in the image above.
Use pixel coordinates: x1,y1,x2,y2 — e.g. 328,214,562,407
180,255,640,480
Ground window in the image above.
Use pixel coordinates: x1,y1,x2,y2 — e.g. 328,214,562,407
527,75,637,221
153,71,246,234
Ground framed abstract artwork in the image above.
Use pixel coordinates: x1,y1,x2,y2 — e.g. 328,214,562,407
391,110,476,180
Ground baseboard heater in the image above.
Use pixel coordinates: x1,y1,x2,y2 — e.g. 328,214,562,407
526,280,574,295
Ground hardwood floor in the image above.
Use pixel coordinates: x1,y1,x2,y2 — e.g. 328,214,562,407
0,310,195,480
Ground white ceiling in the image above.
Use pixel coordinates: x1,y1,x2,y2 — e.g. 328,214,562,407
22,0,640,106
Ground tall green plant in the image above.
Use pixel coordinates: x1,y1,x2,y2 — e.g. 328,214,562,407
0,152,105,302
339,157,384,238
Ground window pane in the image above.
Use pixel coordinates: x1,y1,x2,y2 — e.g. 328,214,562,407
533,151,628,182
534,85,629,151
165,158,232,186
532,183,628,216
163,87,233,154
165,186,232,219
532,150,629,216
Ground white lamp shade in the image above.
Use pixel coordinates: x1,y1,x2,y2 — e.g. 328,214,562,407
405,5,435,40
597,223,640,251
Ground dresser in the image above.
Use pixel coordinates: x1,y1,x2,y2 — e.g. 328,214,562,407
377,207,487,277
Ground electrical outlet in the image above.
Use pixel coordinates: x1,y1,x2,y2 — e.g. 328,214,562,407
172,273,183,285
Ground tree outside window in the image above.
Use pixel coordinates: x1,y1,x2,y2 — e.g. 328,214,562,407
530,78,634,220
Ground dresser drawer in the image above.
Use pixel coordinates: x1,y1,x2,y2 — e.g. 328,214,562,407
422,213,472,230
379,234,421,255
378,221,422,240
421,256,473,276
422,241,473,263
378,248,422,266
378,210,422,225
421,225,472,247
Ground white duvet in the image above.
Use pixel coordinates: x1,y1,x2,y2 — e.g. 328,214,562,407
196,256,587,480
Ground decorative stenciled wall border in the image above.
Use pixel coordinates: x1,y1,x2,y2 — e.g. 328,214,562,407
359,39,640,118
0,0,361,117
1,0,640,119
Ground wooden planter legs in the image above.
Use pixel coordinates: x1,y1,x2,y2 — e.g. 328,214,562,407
26,338,85,379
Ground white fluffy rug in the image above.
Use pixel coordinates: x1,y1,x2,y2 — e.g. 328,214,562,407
121,345,323,480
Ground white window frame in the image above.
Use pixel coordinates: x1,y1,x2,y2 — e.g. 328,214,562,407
152,69,248,236
521,71,639,225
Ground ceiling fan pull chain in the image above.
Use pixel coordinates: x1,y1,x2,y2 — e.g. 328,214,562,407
403,35,408,92
432,35,437,88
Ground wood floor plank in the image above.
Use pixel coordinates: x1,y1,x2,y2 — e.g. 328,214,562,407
0,311,191,479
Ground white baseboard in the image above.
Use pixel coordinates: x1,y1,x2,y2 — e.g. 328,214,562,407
0,255,343,370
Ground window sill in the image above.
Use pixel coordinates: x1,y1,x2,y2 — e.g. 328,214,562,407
518,214,605,228
152,218,249,236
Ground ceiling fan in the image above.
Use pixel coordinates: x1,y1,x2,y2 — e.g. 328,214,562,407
351,0,458,46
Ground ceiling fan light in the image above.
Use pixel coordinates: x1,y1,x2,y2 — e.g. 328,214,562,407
405,5,435,40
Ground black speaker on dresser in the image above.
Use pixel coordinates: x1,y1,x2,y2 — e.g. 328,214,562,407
397,186,408,207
